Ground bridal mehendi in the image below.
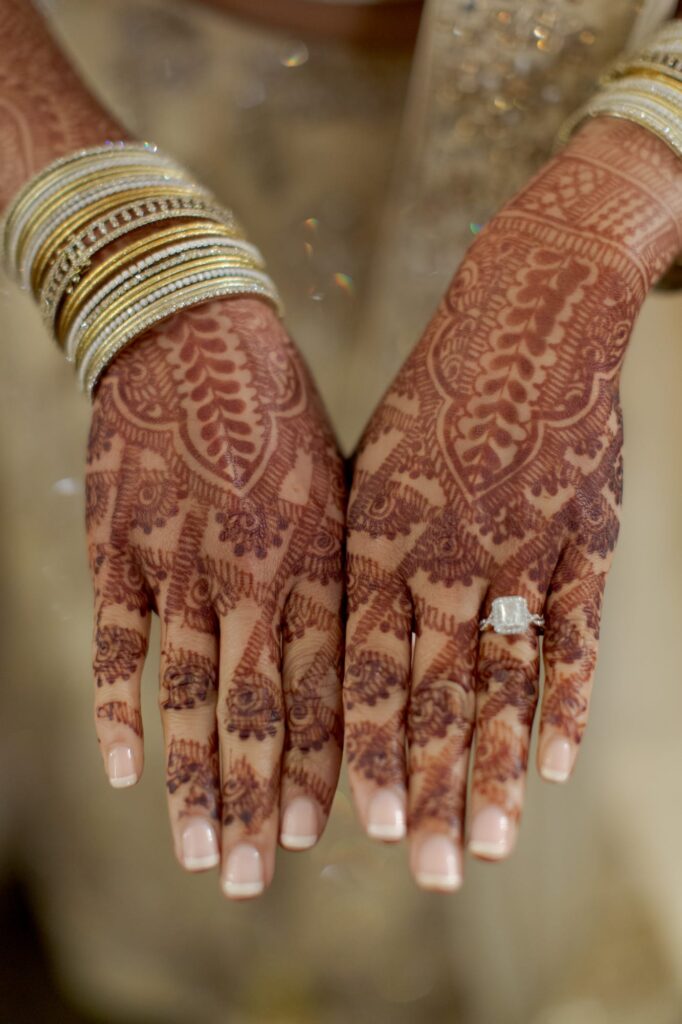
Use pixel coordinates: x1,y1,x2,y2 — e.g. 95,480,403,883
344,117,682,889
86,296,345,896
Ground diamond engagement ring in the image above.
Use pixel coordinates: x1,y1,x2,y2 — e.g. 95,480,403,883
479,596,545,635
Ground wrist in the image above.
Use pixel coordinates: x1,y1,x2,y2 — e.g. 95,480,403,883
502,116,682,299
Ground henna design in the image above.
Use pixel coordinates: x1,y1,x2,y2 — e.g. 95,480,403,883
94,624,147,687
86,297,344,844
167,736,220,818
222,756,279,831
345,118,682,834
343,649,409,710
407,679,470,748
224,672,284,740
345,711,406,788
161,645,217,710
96,700,143,737
0,0,125,209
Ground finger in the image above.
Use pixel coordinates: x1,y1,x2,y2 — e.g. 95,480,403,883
158,607,221,873
406,583,484,892
344,552,412,843
91,545,151,789
279,577,343,851
537,543,608,784
468,593,543,862
219,602,284,900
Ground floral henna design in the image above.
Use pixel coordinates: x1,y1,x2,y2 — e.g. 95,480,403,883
345,118,682,857
344,649,410,711
222,756,279,831
161,645,217,710
167,736,220,819
86,297,345,874
94,624,147,687
224,671,284,740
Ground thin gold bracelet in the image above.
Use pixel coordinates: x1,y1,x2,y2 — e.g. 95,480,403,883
56,221,249,340
73,253,262,366
30,184,210,292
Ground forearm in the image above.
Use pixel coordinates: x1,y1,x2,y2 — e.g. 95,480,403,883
0,0,126,209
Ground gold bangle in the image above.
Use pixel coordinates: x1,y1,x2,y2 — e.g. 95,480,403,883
80,274,282,395
66,247,265,358
16,165,194,271
39,199,240,322
56,221,248,340
73,253,258,365
2,143,167,267
30,184,209,292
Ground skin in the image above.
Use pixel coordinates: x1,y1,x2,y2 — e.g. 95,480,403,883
344,115,682,888
3,0,682,897
87,297,345,892
1,0,345,896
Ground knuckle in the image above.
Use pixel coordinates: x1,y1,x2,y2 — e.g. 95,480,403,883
222,672,284,741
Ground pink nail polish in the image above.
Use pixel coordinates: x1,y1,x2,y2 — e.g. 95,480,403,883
415,835,462,891
540,737,573,783
222,844,264,898
280,797,319,850
468,807,513,859
367,789,406,841
107,744,137,788
181,818,219,871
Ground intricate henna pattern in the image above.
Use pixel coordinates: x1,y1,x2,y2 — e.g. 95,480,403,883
167,736,220,819
345,118,682,844
222,756,279,831
96,700,143,737
161,644,217,710
0,0,125,208
86,296,345,856
93,624,148,687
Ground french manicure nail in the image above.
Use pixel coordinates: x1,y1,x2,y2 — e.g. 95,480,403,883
415,835,462,892
222,844,264,898
280,797,319,850
367,789,406,841
181,818,219,871
540,737,573,783
107,744,137,788
469,807,513,859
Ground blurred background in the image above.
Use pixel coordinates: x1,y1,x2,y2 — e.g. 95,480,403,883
2,0,682,1021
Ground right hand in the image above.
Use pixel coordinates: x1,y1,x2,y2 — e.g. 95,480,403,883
86,296,345,899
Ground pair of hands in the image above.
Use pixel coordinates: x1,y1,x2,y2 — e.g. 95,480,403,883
86,118,682,897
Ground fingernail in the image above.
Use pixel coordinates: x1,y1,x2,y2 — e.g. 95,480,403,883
181,818,219,871
222,844,264,898
540,737,573,783
367,789,406,841
468,807,513,859
280,797,319,850
415,835,462,892
107,745,137,788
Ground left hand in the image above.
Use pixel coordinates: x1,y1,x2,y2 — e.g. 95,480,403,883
344,117,682,890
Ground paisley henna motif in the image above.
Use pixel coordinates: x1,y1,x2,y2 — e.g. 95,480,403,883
345,118,682,852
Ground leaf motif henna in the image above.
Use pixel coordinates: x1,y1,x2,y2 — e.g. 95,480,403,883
96,700,143,737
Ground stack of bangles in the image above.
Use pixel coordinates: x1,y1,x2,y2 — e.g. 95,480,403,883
0,141,282,398
558,18,682,287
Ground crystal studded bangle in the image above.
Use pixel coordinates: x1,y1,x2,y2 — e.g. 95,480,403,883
0,140,283,397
